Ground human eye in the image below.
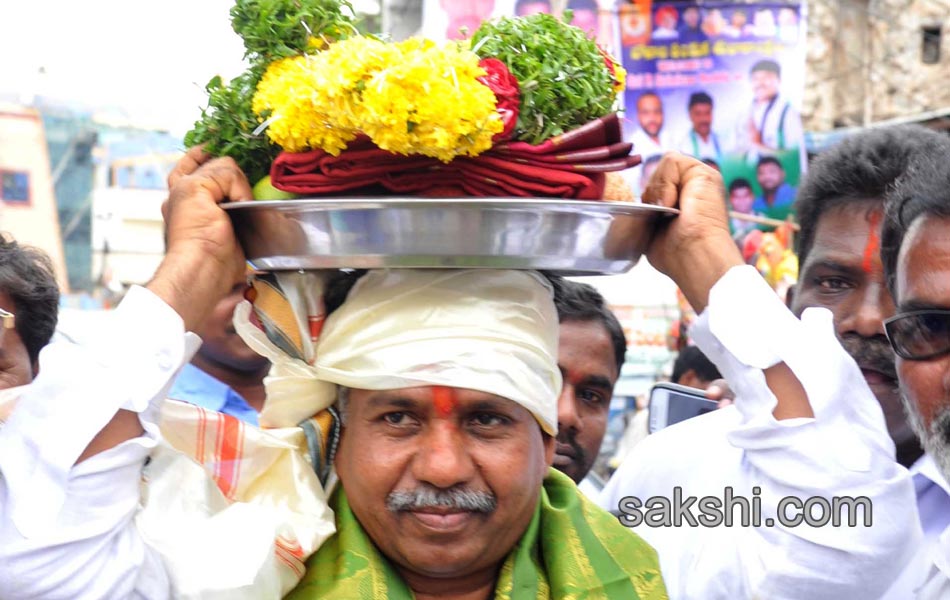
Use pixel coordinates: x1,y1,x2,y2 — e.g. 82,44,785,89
578,389,607,407
381,411,419,428
468,412,511,430
814,276,853,292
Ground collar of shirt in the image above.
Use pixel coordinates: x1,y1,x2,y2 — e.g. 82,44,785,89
168,363,259,426
912,454,950,496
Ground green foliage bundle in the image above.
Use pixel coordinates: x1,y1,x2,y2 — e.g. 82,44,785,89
470,13,617,145
184,0,356,184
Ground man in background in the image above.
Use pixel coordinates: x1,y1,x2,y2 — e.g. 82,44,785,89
168,277,270,425
626,92,669,193
670,345,721,390
0,235,59,391
753,156,796,221
792,125,950,598
677,91,724,163
745,59,803,157
550,278,626,495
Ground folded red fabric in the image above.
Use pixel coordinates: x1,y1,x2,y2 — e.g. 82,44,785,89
270,113,641,200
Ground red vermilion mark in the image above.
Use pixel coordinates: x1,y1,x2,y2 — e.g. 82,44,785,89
862,211,882,274
433,386,457,417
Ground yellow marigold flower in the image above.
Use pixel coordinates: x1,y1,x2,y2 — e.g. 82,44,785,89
251,35,502,161
613,62,627,96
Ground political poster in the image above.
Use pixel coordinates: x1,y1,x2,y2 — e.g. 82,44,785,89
618,1,807,236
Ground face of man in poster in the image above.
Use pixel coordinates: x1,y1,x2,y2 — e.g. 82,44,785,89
689,101,713,138
751,69,780,103
636,94,663,139
757,160,785,194
729,184,754,214
682,6,701,29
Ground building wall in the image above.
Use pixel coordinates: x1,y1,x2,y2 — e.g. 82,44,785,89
0,104,70,291
803,0,950,130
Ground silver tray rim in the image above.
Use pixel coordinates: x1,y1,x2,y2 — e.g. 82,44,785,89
221,197,680,216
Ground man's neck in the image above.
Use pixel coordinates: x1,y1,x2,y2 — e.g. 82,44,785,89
190,355,268,412
694,129,711,143
897,440,925,469
399,564,499,600
763,189,778,206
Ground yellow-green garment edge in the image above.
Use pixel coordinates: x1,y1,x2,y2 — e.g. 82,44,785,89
288,468,668,599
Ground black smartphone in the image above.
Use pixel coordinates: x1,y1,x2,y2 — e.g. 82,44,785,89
648,381,719,434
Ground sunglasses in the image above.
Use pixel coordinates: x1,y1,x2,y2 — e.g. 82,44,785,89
0,308,12,344
884,309,950,361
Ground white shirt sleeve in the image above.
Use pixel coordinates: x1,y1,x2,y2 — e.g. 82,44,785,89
0,285,200,599
600,265,920,600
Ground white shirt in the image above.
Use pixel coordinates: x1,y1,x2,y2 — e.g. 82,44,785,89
887,454,950,599
599,265,919,600
624,127,671,195
0,286,199,599
675,129,727,162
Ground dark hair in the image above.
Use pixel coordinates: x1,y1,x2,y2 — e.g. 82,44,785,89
688,91,713,109
702,158,721,171
750,59,780,76
636,90,661,105
0,234,60,367
728,177,752,193
795,125,950,269
548,276,627,373
882,150,950,297
671,345,721,385
756,155,782,170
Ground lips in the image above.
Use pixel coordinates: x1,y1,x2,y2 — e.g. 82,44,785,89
554,442,577,467
409,509,473,531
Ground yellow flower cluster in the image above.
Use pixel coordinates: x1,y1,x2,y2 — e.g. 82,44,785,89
252,36,503,162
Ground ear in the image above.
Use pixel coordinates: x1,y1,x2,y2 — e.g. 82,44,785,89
542,431,556,471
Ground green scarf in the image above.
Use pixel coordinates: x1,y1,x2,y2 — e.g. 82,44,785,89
287,468,667,599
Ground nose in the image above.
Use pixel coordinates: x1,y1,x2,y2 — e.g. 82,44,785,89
845,282,893,338
411,420,476,489
557,383,581,435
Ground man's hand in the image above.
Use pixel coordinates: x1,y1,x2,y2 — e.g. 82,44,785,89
148,146,252,331
642,152,744,312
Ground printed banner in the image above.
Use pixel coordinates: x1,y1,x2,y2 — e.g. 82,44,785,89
618,1,807,235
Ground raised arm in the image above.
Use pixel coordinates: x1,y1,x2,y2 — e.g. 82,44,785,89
0,147,251,599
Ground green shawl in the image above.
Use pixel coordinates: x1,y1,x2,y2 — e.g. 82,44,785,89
287,468,667,599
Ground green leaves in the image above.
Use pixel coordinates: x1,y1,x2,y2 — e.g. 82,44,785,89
470,13,616,145
184,0,358,184
230,0,357,64
184,67,276,185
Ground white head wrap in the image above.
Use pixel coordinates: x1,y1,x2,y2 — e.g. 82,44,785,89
235,269,561,435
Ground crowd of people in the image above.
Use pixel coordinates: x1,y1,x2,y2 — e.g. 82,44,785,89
0,122,949,599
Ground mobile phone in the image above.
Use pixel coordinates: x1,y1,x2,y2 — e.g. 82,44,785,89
648,382,719,434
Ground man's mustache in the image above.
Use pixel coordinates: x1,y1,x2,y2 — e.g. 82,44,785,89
387,485,497,513
840,333,897,380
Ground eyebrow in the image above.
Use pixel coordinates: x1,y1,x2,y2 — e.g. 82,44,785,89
558,366,615,390
802,258,863,276
896,300,950,314
366,396,420,411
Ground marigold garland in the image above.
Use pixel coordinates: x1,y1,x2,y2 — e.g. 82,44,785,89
252,36,504,162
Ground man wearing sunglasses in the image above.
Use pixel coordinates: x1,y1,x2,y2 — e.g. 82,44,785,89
0,236,60,392
782,125,950,600
882,150,950,598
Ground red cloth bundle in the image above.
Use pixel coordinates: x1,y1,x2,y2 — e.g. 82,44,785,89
270,113,641,200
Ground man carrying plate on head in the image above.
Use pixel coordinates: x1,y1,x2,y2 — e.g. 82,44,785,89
0,143,918,598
